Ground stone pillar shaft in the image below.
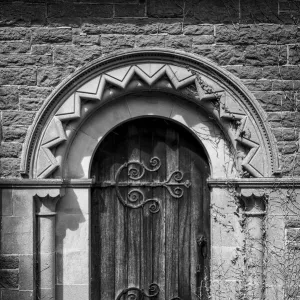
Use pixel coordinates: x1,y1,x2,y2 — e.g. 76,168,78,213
241,192,266,300
35,194,61,300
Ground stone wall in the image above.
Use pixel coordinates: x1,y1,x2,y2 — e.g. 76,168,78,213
0,0,300,177
1,1,300,300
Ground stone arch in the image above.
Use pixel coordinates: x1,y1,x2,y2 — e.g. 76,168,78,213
20,49,279,179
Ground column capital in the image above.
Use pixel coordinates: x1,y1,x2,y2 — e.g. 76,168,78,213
238,188,267,216
34,192,62,216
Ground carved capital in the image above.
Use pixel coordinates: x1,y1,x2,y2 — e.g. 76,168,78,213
239,189,267,216
34,193,61,216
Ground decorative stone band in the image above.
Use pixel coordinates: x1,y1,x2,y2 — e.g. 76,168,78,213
20,50,279,179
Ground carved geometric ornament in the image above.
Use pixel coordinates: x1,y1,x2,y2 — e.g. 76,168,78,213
35,62,266,179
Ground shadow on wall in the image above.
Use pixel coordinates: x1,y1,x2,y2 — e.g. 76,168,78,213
55,188,87,298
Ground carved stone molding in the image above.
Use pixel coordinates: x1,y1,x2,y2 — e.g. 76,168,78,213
20,49,279,179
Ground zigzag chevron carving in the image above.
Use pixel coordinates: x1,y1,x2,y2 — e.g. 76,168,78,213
36,63,263,178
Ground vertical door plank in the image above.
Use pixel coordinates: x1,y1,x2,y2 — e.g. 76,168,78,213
190,150,204,299
152,123,166,300
140,125,153,294
114,131,128,297
165,127,179,299
127,125,142,293
202,160,210,297
90,188,100,299
178,137,191,299
99,135,115,299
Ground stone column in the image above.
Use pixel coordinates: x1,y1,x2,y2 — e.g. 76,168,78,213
34,193,61,300
240,190,266,300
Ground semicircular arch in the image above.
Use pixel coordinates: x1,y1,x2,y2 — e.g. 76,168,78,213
20,49,279,179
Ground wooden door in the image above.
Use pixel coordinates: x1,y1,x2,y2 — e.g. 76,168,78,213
91,118,210,300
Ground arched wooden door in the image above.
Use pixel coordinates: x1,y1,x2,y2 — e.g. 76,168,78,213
91,117,210,300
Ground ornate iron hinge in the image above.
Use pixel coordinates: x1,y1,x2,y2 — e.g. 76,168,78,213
116,283,182,300
99,157,191,213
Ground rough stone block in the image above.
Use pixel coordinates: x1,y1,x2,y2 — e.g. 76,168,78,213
281,154,300,176
0,41,30,54
261,66,300,80
32,28,72,44
0,255,19,269
0,86,19,110
243,45,287,66
1,216,33,254
82,20,158,34
0,143,22,159
0,3,46,26
135,35,165,48
286,219,300,228
158,22,182,34
193,35,215,45
225,66,263,79
0,158,21,178
242,79,272,91
2,111,35,127
20,98,44,111
183,24,214,35
0,54,52,68
31,44,53,56
148,0,239,22
268,111,300,128
37,67,76,87
47,17,81,28
19,86,52,99
2,290,33,300
216,24,300,44
288,44,300,65
278,141,299,154
53,45,101,67
0,27,30,41
0,270,18,289
115,4,145,17
272,80,300,91
2,126,28,143
165,35,192,51
101,34,135,54
147,0,182,18
0,67,36,85
72,34,100,46
287,228,300,242
48,4,113,18
1,189,13,216
272,128,297,142
240,0,279,23
254,91,295,112
192,45,244,65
